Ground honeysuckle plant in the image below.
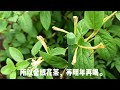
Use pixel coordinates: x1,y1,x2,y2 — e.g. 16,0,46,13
52,11,118,79
0,11,120,79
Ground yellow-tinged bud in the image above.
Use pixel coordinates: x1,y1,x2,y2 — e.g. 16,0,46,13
78,42,105,50
73,16,78,35
37,36,48,53
71,47,78,65
52,26,69,34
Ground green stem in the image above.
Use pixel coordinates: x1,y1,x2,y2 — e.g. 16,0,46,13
68,45,73,79
67,32,75,79
102,11,117,25
68,45,73,69
85,30,99,42
26,58,33,61
88,37,95,43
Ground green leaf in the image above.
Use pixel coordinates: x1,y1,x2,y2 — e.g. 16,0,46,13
73,38,94,79
99,64,106,68
50,47,66,56
43,29,52,39
106,60,112,66
111,62,115,69
9,71,16,79
40,11,51,30
84,11,104,30
3,39,9,49
0,50,6,56
18,48,30,55
13,23,21,31
2,11,12,18
40,51,68,69
65,20,74,32
8,15,18,22
0,57,6,62
52,11,62,22
74,38,94,69
76,19,89,36
108,25,120,37
115,60,120,73
105,11,112,15
6,58,16,70
98,60,106,64
115,12,120,21
1,65,13,75
99,68,106,78
15,32,26,43
115,65,120,73
13,11,23,15
28,26,38,38
103,15,113,28
5,49,12,58
31,41,42,56
12,40,22,47
94,29,117,60
105,70,116,79
114,38,120,48
1,58,16,75
26,44,33,49
0,19,8,32
28,11,40,18
9,47,24,62
16,60,29,70
4,31,14,42
35,21,43,32
18,12,33,33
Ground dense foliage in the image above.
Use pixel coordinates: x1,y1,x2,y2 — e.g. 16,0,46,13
0,11,120,79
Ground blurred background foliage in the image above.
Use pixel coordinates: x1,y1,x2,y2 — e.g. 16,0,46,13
0,11,120,79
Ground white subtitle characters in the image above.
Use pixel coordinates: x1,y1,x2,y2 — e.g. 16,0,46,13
79,69,85,76
66,69,72,76
46,68,52,76
72,69,79,76
53,69,59,76
33,68,39,76
86,69,92,76
40,69,46,76
20,68,102,77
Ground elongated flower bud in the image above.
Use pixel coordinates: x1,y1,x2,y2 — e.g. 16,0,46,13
78,42,105,50
73,16,78,35
71,47,78,65
52,26,69,34
37,36,48,53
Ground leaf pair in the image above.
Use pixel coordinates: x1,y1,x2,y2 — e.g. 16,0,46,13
1,58,16,79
